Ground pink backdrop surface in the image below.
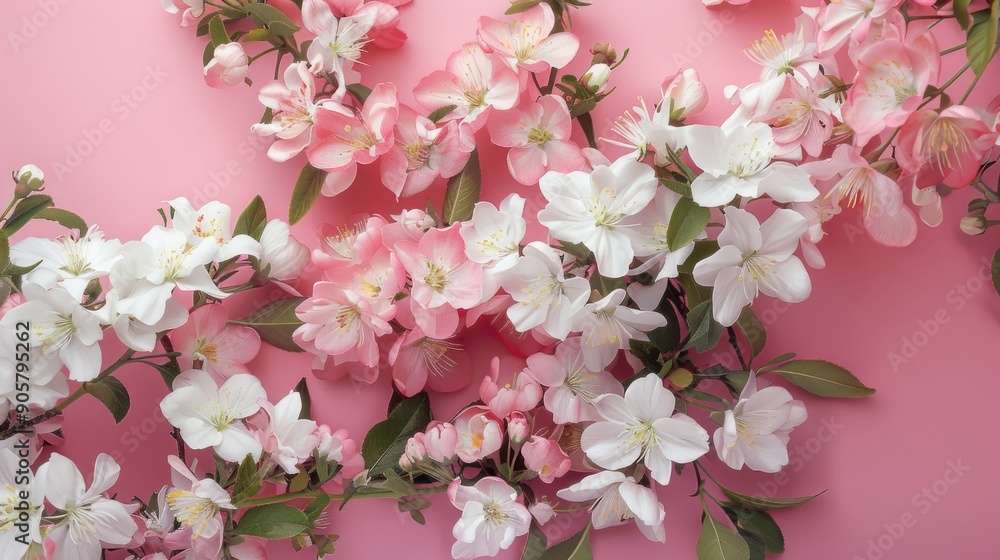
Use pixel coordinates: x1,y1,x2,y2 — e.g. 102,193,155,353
2,0,999,558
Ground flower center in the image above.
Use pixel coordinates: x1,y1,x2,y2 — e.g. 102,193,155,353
922,117,973,175
728,135,772,178
520,274,561,308
483,501,509,524
167,489,220,539
477,230,519,260
423,260,452,290
416,337,462,377
527,126,555,145
34,313,76,352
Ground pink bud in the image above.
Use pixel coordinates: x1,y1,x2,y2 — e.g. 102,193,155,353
404,433,427,463
479,358,543,418
660,68,708,120
506,412,530,445
522,436,571,483
424,421,459,463
204,42,249,88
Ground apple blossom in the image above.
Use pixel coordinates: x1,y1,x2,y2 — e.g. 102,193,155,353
424,421,459,463
313,216,386,270
896,105,998,190
259,219,311,281
170,304,260,379
395,224,484,310
302,0,377,92
498,242,590,340
160,0,205,27
251,391,319,474
165,456,234,559
525,336,624,424
389,326,471,395
522,437,571,483
253,62,328,163
581,373,710,485
479,357,542,418
815,0,903,55
10,226,122,299
448,477,530,560
572,289,667,372
453,407,503,463
693,207,812,327
556,471,665,542
0,449,42,557
294,281,395,368
659,68,709,120
461,194,526,271
0,325,68,411
476,3,579,73
487,95,586,185
204,43,248,88
380,105,470,198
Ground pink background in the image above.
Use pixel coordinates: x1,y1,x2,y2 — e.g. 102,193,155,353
2,0,999,558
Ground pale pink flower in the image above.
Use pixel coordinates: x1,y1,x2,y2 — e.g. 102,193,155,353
424,421,459,462
522,437,571,483
659,68,709,120
478,357,543,418
477,3,579,73
204,43,248,88
525,337,623,425
896,105,998,189
448,477,530,559
572,289,667,372
735,17,822,118
315,425,364,480
302,0,376,91
165,455,233,559
816,0,903,55
453,406,503,462
380,105,470,197
842,30,939,146
414,43,520,149
250,391,319,474
308,83,399,196
506,412,530,444
388,326,471,395
395,225,484,310
760,78,834,157
161,0,205,27
328,0,408,49
253,62,327,162
313,216,386,270
487,95,586,186
294,282,395,368
170,304,261,379
321,245,406,308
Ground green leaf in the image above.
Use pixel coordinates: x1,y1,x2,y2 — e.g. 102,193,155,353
967,7,999,76
661,178,692,198
142,361,183,388
685,300,724,353
506,0,544,15
304,493,331,522
521,523,548,560
667,197,710,252
233,297,307,352
208,14,230,47
289,164,328,225
346,83,372,104
442,151,481,224
85,376,130,423
2,195,53,236
293,377,312,420
231,454,265,505
720,485,824,511
34,208,88,233
234,195,267,240
727,506,784,553
955,0,973,29
569,98,598,118
234,504,310,539
244,3,300,37
735,307,766,360
0,232,9,274
360,392,432,477
427,104,457,123
771,359,875,398
697,512,750,560
992,247,1000,296
589,271,626,295
534,527,592,560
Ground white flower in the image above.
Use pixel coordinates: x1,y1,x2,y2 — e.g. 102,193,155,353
168,198,261,261
253,391,319,474
693,207,812,327
448,477,530,559
715,372,807,473
581,373,709,485
572,289,666,372
259,219,310,281
537,156,658,278
34,453,138,560
685,123,817,207
0,325,68,410
159,370,266,462
461,194,526,272
302,0,376,94
10,227,122,300
498,242,590,340
0,449,43,556
556,471,665,542
1,283,103,381
116,226,227,325
166,456,233,544
98,284,189,353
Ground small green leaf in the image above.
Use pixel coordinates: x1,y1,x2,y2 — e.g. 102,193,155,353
735,307,766,360
992,247,1000,296
142,361,183,388
304,493,331,522
234,504,310,539
231,454,265,505
720,485,824,511
244,3,300,37
208,14,230,47
293,377,312,420
234,195,267,240
967,7,999,76
442,151,481,224
85,376,130,423
521,522,548,560
346,83,372,104
667,197,710,252
533,527,592,560
34,208,88,233
506,0,544,15
289,164,328,225
955,0,973,29
569,98,597,118
771,359,875,398
233,298,307,352
427,104,457,123
727,506,784,553
360,392,432,477
0,232,9,274
697,512,750,560
2,195,53,236
685,300,724,353
661,178,692,198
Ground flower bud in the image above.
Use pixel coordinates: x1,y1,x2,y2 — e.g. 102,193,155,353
259,219,310,281
582,63,611,93
960,216,987,235
424,421,458,463
404,433,427,463
13,164,44,197
660,68,709,120
591,43,617,65
506,412,530,444
204,42,249,88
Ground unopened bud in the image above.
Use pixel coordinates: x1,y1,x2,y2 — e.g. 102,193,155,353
507,412,530,445
960,216,987,235
582,63,611,93
13,164,44,197
591,43,616,65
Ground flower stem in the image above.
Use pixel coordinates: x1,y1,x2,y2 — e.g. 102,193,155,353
237,484,449,508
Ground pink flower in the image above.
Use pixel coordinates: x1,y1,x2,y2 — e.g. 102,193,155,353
203,43,248,88
522,436,571,483
896,105,998,189
315,425,364,480
424,421,459,462
506,412,530,444
842,30,939,146
328,0,408,49
816,0,903,55
453,406,503,462
170,304,261,379
487,95,586,185
313,216,386,270
388,326,471,395
477,4,579,73
659,68,708,120
322,246,406,311
380,105,470,197
479,357,543,418
253,62,328,162
294,282,395,368
760,78,834,157
308,83,399,196
525,337,624,424
249,391,319,474
395,225,483,310
414,43,520,149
